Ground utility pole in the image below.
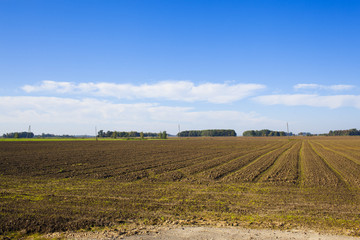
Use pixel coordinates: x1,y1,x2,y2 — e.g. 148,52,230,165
27,125,31,138
287,122,290,138
95,126,98,141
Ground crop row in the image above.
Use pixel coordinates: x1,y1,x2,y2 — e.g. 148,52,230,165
300,140,344,187
310,141,360,188
257,141,302,184
1,138,360,189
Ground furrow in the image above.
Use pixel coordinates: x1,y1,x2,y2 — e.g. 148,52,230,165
222,141,294,182
300,140,345,188
193,142,288,180
257,141,302,184
312,141,360,166
310,141,360,188
117,152,225,181
297,140,305,188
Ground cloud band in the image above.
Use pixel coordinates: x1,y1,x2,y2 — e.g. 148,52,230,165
22,80,266,104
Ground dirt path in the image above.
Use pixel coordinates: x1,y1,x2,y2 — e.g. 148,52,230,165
44,226,360,240
124,227,359,240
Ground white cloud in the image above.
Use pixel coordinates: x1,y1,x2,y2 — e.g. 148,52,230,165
253,94,360,109
0,96,278,135
328,85,355,91
22,80,266,103
294,83,354,91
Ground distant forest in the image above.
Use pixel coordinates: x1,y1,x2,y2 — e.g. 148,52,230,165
3,128,360,138
2,132,35,138
177,129,236,137
97,130,166,139
242,129,287,137
328,128,360,136
243,128,360,137
2,132,83,138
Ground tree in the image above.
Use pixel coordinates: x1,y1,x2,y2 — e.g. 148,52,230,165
112,131,117,139
140,132,144,139
98,130,104,138
157,131,168,139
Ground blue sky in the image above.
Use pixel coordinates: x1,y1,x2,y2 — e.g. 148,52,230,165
1,0,360,135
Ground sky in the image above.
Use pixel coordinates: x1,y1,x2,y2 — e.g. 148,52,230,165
1,0,360,136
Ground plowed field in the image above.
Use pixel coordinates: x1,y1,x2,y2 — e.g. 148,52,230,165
1,137,360,238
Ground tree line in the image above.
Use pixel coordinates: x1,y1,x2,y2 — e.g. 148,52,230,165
242,129,287,137
177,129,237,137
2,132,89,138
328,128,360,136
97,130,167,139
4,128,358,139
2,132,34,138
39,133,77,138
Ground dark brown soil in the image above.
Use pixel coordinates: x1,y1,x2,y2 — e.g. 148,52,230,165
1,137,360,238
